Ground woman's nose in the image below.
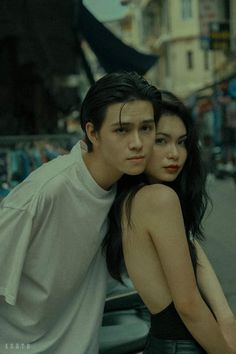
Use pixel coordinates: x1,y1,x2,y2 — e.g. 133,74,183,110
167,144,179,159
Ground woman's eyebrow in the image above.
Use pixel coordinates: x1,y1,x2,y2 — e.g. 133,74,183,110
156,132,169,137
156,132,187,138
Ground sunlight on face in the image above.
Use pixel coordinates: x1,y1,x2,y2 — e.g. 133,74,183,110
145,114,188,184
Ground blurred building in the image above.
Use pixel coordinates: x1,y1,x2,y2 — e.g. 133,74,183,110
110,0,235,99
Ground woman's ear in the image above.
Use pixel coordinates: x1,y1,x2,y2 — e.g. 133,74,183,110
85,122,99,147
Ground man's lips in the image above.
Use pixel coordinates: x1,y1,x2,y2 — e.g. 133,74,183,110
127,156,145,161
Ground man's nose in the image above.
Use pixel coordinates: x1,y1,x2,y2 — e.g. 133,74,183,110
129,131,143,150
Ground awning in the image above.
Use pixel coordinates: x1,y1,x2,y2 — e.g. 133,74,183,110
78,2,158,75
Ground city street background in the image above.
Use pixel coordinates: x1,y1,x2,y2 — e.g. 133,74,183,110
203,176,236,315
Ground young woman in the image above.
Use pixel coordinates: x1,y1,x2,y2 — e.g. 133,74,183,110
103,91,236,354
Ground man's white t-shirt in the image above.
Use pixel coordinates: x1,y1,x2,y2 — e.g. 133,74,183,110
0,141,116,354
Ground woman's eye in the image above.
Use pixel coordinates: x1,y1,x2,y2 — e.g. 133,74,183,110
155,138,166,144
179,139,187,146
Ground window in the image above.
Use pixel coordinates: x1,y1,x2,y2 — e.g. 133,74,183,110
181,0,192,20
187,50,193,70
204,50,209,70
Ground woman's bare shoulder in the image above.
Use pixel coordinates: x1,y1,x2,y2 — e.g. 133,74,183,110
134,184,179,210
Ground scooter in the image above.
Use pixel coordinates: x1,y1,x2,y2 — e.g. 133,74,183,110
99,276,150,354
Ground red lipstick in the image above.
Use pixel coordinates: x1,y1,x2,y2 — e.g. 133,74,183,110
165,165,179,172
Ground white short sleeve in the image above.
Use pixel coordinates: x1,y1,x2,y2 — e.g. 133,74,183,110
0,205,33,305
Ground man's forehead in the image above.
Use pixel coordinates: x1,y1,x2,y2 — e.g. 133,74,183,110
105,101,154,124
106,100,153,112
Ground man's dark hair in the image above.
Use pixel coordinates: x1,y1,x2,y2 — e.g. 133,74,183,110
79,71,162,151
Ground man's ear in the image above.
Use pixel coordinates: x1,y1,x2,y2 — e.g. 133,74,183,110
85,122,99,146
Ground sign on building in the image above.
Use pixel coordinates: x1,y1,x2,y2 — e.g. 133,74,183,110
198,0,227,50
208,22,230,50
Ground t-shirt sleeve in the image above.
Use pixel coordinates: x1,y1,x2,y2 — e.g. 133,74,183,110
0,205,33,305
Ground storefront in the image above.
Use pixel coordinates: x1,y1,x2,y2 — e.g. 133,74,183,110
185,74,236,175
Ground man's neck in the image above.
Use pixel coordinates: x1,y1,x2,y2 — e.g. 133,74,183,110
82,151,121,190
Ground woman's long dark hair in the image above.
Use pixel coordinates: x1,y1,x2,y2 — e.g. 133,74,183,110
103,90,210,282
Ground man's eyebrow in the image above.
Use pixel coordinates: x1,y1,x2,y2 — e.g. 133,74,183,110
111,119,155,127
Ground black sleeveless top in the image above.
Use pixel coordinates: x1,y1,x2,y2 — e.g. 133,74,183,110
150,239,199,340
150,302,194,339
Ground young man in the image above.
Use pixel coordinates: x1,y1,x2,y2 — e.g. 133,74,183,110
0,72,162,354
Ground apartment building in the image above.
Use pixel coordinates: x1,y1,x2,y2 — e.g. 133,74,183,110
107,0,235,99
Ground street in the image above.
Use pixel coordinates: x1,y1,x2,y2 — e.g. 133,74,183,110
202,176,236,315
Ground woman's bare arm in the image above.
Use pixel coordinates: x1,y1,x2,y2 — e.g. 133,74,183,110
194,240,236,351
133,184,234,354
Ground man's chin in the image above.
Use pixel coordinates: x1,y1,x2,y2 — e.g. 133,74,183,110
124,167,146,176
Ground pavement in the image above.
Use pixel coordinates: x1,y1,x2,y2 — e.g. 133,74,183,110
202,175,236,315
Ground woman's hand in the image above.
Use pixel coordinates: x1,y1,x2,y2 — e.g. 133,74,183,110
219,317,236,352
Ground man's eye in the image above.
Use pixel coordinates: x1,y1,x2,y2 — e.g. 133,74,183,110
141,124,154,132
115,127,127,134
